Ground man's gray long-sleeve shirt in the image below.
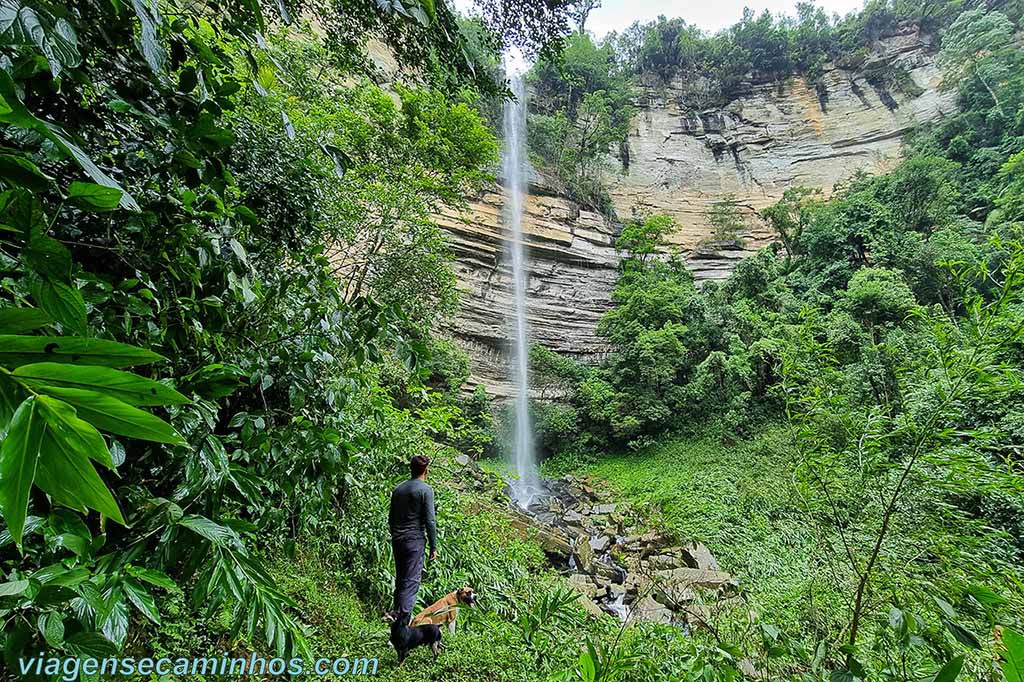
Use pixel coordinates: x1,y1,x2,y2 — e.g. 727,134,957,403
388,478,437,551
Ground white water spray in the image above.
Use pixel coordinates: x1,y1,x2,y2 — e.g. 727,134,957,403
502,70,537,506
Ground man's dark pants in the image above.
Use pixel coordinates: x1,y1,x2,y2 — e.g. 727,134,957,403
392,535,425,618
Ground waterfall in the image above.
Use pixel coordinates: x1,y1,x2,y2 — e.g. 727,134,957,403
502,70,537,506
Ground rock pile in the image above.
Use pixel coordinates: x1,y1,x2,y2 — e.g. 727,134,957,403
452,458,740,626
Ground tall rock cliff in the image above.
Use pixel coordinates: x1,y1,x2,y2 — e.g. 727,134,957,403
444,26,958,394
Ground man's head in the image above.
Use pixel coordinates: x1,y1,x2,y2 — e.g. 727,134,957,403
410,454,430,479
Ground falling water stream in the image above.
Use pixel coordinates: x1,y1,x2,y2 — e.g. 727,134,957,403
502,70,538,507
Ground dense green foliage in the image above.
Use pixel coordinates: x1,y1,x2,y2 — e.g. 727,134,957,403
526,4,1024,679
2,0,1024,680
526,31,634,211
0,0,583,672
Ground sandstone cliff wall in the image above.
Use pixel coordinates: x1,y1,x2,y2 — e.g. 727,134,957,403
437,188,619,397
445,26,958,394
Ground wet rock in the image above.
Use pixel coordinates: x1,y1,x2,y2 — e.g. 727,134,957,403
535,527,573,557
589,535,611,553
572,535,594,572
563,509,583,524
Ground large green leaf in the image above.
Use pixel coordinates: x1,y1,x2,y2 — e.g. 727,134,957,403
0,187,45,234
0,372,26,429
22,227,72,281
0,307,52,334
30,279,86,335
0,397,43,549
0,580,30,597
932,655,964,682
63,632,118,658
1002,629,1024,682
33,386,185,445
37,394,113,469
33,393,124,520
38,612,64,647
942,619,982,650
129,0,165,74
0,335,165,368
0,152,53,191
126,565,176,590
14,363,189,407
67,181,122,212
9,4,80,77
123,578,160,624
179,515,242,548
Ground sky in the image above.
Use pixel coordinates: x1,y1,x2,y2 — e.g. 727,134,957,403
453,0,869,55
581,0,868,40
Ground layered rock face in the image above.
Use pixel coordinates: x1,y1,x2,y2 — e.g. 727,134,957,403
444,26,957,393
611,25,958,280
436,187,619,398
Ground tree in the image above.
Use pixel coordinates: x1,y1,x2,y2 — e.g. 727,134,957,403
706,194,747,243
761,187,822,260
615,214,677,262
571,0,601,32
938,9,1015,111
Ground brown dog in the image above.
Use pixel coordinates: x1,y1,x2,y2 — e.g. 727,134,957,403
412,587,477,634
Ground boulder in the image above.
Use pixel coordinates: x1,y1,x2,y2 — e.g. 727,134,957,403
624,572,651,597
624,530,674,556
629,597,673,625
454,454,471,467
572,535,594,572
577,593,606,619
535,527,573,557
565,525,587,539
589,535,611,553
563,509,583,524
568,573,599,599
646,553,685,571
680,542,720,571
592,503,617,515
652,579,697,608
654,567,737,591
592,560,626,584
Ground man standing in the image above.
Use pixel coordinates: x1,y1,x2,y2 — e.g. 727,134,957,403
388,454,437,619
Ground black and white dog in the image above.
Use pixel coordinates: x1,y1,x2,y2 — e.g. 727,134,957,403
382,611,444,666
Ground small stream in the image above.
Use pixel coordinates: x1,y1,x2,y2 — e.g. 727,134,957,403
456,458,739,626
503,475,737,626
